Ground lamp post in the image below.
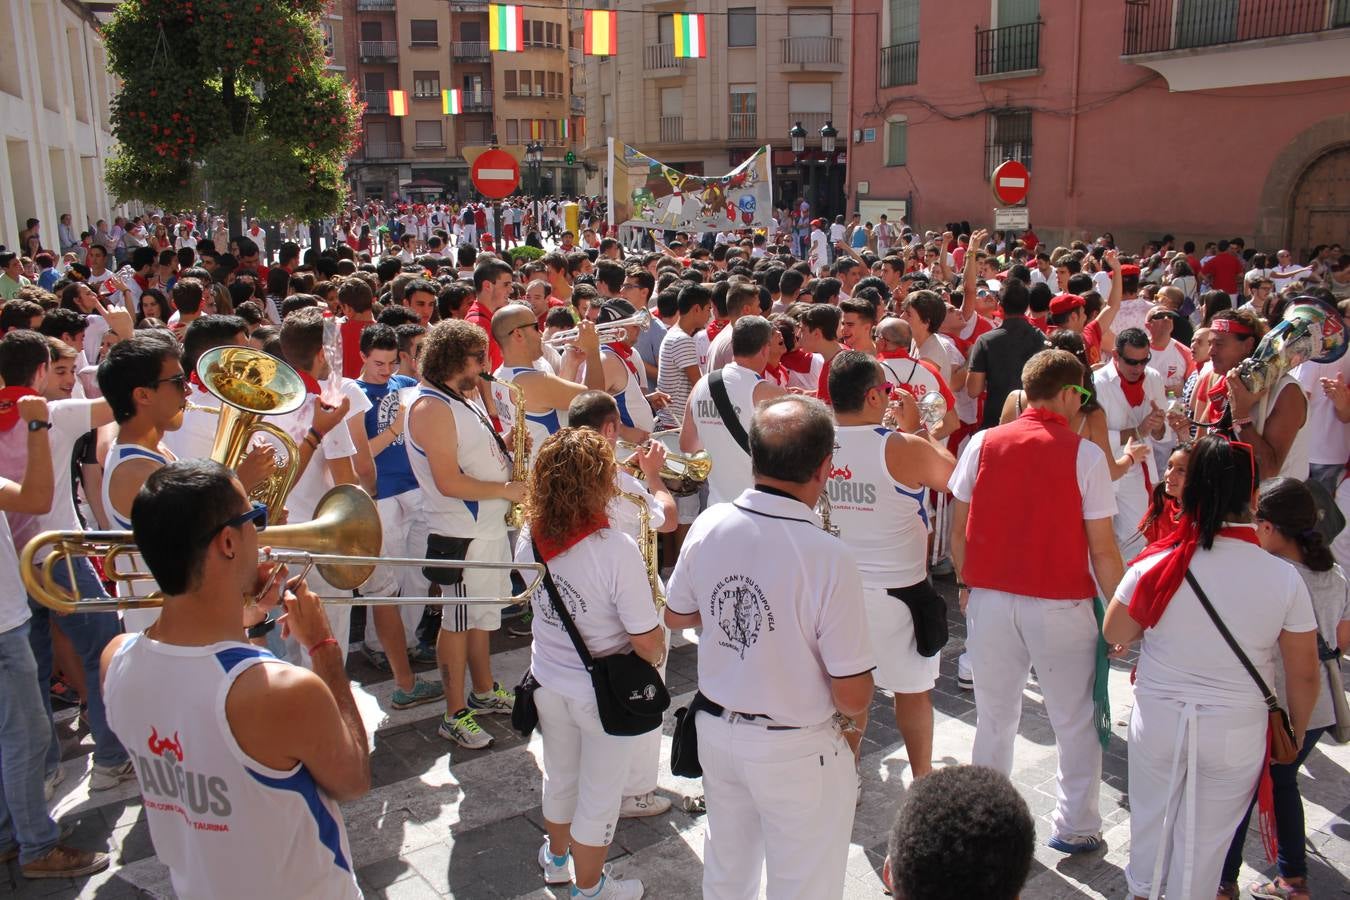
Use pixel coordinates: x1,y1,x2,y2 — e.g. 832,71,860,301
789,121,807,253
525,140,543,200
819,120,837,221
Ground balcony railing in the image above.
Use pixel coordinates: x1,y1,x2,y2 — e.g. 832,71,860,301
453,40,490,61
363,91,390,113
356,0,394,10
880,40,919,87
1123,0,1350,55
789,112,830,137
359,40,398,62
362,141,403,159
570,95,585,113
502,88,562,100
780,35,843,65
524,40,564,50
462,89,493,111
644,43,689,71
659,115,683,143
461,137,495,147
568,47,583,65
413,89,440,100
975,20,1042,77
728,112,757,141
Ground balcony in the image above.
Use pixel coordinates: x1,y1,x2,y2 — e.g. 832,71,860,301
780,35,843,67
463,89,493,111
356,0,394,10
788,112,830,137
880,40,919,87
644,43,690,73
975,20,1042,78
460,137,495,148
569,47,583,65
413,89,441,101
524,40,564,51
570,94,585,113
728,112,757,141
363,91,390,114
362,141,403,160
503,88,562,100
659,115,682,143
449,0,486,8
453,40,490,61
359,40,399,63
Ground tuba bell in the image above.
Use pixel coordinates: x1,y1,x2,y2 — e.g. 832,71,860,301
1237,295,1347,395
196,346,307,516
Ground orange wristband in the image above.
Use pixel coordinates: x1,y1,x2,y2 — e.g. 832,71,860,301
307,637,339,656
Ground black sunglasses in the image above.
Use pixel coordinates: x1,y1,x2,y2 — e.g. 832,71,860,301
204,501,267,543
151,373,190,390
1120,353,1152,366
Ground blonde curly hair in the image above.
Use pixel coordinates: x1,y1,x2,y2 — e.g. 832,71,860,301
526,427,616,547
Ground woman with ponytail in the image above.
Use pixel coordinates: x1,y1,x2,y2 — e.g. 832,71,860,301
1103,436,1322,900
1216,477,1350,899
1136,442,1191,546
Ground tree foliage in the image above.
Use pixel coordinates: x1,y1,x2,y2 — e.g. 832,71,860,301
103,0,362,220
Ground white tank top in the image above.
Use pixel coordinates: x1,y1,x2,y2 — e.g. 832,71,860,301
102,442,173,529
494,365,567,470
1255,373,1310,482
689,363,760,505
103,635,361,900
828,425,929,589
603,346,655,434
406,384,511,539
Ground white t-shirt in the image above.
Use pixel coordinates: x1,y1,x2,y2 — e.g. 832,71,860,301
829,425,929,589
269,385,367,523
162,383,221,463
949,428,1116,521
1295,356,1350,466
609,470,666,541
0,483,32,633
0,400,97,555
706,325,735,373
1091,270,1113,302
665,489,875,726
1114,297,1153,336
687,363,759,505
516,527,659,701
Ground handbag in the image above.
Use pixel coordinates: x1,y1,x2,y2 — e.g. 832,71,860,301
670,692,724,778
511,669,541,738
533,541,669,737
886,579,948,658
1184,570,1300,764
1318,634,1350,744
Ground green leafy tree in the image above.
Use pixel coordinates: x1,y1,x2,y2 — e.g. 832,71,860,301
102,0,362,230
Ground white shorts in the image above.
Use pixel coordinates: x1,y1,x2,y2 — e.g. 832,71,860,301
675,490,702,525
435,534,510,632
863,585,940,694
536,685,637,846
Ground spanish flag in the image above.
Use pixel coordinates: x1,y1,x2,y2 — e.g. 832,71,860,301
488,4,524,52
529,119,542,141
387,90,408,116
672,13,706,58
442,89,462,115
583,9,617,56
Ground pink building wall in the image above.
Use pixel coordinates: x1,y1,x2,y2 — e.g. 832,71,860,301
847,0,1350,254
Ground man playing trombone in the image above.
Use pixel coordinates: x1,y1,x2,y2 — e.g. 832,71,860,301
578,299,667,443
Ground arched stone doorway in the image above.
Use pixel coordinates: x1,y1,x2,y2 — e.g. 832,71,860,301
1288,145,1350,261
1254,112,1350,255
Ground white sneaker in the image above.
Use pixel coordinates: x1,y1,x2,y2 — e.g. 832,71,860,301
90,760,137,792
537,837,573,885
438,709,494,750
572,871,644,899
619,791,671,818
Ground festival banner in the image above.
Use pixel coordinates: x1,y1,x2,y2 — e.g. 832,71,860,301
583,9,617,56
606,139,773,234
488,4,524,52
442,89,462,115
387,90,408,117
672,14,707,58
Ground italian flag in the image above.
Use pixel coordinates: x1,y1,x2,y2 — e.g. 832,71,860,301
387,90,408,116
672,13,706,58
442,89,462,115
488,4,524,52
583,9,617,56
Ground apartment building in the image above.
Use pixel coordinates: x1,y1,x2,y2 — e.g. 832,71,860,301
847,0,1350,252
576,1,851,218
0,0,127,249
344,0,579,202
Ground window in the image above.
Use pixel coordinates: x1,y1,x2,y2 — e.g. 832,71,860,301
729,85,756,140
463,74,484,99
360,21,383,41
414,120,443,147
985,109,1032,176
409,19,438,46
518,71,532,95
885,117,907,166
534,70,546,96
462,118,487,143
996,0,1039,27
319,22,336,60
788,82,831,113
660,87,682,118
788,7,832,36
363,72,386,93
882,0,919,86
602,94,613,126
504,71,517,95
888,0,919,44
413,71,440,98
460,21,482,41
657,14,673,45
506,120,519,144
1175,0,1237,47
727,8,756,47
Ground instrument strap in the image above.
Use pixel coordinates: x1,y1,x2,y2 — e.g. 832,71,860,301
442,383,514,462
708,369,750,454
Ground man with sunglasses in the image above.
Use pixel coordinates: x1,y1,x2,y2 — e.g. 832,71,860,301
101,460,368,900
1093,328,1170,558
950,348,1123,858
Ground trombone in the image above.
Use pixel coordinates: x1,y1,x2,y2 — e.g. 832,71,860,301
20,485,544,613
545,308,651,349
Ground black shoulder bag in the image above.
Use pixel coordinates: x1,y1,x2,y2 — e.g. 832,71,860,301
532,540,669,736
707,369,749,454
1184,570,1300,764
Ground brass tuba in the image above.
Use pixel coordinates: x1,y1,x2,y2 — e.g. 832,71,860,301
196,346,306,516
1237,295,1347,394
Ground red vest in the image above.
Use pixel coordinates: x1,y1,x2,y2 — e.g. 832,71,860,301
962,409,1097,599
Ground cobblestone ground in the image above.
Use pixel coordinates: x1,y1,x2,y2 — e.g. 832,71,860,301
6,578,1349,899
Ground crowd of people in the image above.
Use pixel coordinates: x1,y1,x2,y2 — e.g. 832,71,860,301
0,203,1346,900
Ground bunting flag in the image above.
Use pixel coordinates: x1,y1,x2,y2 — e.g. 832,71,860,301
442,89,462,115
560,118,570,141
529,119,542,141
387,90,408,116
583,9,617,56
672,13,707,58
488,4,524,52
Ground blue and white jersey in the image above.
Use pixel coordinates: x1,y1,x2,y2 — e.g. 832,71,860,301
101,442,172,529
406,383,511,539
493,365,567,472
356,374,419,498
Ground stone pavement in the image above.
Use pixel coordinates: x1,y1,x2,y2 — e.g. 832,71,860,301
5,580,1350,899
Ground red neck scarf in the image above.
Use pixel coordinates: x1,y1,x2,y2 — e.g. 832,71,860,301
535,516,609,562
605,342,637,376
705,318,728,343
1019,406,1068,428
779,347,814,373
1119,372,1146,407
298,371,323,395
0,386,38,430
1127,517,1260,629
188,371,211,394
763,363,787,385
877,348,912,361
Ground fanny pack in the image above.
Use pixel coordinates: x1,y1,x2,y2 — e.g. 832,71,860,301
886,579,949,658
670,691,725,778
423,534,470,586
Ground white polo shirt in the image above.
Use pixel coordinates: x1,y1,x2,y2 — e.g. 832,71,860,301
665,488,875,727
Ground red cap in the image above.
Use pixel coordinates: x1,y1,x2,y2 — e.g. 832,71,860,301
1049,293,1086,316
1119,264,1141,278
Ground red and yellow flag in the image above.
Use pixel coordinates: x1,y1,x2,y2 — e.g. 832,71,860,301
529,119,542,141
387,90,408,116
583,9,617,56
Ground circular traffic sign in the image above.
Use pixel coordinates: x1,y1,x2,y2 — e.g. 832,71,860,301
471,149,521,200
991,160,1029,206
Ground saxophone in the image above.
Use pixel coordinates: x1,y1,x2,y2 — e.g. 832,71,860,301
618,490,664,607
483,373,530,528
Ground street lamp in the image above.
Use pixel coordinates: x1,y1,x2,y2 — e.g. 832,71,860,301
819,120,838,219
789,121,807,222
525,140,543,199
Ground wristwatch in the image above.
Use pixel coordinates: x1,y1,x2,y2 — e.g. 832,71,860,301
27,420,52,432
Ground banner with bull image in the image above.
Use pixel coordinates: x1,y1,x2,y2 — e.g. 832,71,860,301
607,138,773,233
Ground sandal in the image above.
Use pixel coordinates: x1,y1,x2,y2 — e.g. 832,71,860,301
1250,876,1310,899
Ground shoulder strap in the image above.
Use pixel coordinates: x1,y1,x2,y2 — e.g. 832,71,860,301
532,540,594,672
1183,569,1280,711
708,369,750,454
443,382,513,461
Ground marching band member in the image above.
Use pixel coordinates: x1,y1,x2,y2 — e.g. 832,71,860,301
665,395,874,900
680,316,785,506
828,351,956,778
102,460,369,899
582,300,659,442
950,349,1124,856
516,428,664,899
406,320,523,750
161,314,252,461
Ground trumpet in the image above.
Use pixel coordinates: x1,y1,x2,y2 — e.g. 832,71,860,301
546,308,652,348
615,429,712,496
20,485,544,613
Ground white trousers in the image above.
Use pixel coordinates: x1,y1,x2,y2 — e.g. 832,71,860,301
1124,694,1266,900
536,685,637,847
623,628,669,796
1113,470,1150,560
697,712,855,900
968,589,1103,839
361,491,428,651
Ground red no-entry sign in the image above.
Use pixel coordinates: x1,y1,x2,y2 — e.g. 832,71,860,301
991,160,1029,206
471,149,521,200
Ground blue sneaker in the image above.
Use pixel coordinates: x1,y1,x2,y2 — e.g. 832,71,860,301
1047,833,1104,854
391,678,444,710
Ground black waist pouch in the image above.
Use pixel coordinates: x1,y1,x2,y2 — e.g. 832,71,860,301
887,579,949,658
670,691,725,778
424,534,471,586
